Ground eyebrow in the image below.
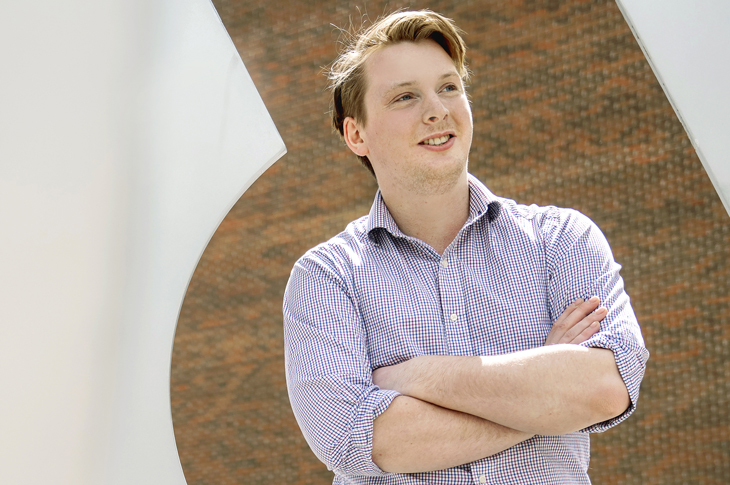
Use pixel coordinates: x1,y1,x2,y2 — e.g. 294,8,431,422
381,72,459,99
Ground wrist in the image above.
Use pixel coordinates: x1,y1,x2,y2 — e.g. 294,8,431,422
373,357,421,394
398,355,439,398
396,357,421,395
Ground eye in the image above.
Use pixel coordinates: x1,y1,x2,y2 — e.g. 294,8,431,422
442,83,458,93
396,93,414,102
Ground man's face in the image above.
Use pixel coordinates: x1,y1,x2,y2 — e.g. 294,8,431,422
346,40,473,196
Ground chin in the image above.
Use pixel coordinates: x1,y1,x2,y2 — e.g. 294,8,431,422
409,162,467,195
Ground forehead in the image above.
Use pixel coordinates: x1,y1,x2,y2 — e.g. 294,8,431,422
363,40,459,97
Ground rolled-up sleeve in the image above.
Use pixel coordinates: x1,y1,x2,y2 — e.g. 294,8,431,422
543,208,649,432
283,254,400,476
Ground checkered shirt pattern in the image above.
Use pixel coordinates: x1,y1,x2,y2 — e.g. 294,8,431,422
283,174,649,485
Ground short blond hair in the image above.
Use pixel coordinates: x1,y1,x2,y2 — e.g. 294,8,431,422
328,10,469,176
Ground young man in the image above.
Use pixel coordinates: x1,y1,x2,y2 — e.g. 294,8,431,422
283,10,648,484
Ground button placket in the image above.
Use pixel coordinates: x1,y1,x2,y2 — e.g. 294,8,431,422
438,252,473,355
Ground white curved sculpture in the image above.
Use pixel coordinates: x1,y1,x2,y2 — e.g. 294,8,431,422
617,0,730,217
0,1,285,484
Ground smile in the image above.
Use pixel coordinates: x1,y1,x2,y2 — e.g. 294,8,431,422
419,134,453,146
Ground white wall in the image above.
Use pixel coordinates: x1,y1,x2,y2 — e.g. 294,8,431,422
0,1,285,484
616,0,730,217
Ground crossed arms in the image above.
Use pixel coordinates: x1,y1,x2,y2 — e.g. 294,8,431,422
370,298,630,473
284,209,649,477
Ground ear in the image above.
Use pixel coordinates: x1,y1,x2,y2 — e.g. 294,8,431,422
342,117,369,157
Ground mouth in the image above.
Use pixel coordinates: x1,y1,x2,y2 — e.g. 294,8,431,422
418,134,455,146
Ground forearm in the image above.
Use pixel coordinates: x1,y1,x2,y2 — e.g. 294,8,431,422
380,345,629,435
372,395,532,473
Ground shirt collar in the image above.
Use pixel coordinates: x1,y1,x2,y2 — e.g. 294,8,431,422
366,173,500,238
366,190,403,237
466,173,499,224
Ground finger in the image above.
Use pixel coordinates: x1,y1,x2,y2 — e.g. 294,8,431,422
549,298,585,341
564,297,601,326
570,320,601,344
551,297,599,339
545,298,583,345
561,307,606,343
554,298,584,326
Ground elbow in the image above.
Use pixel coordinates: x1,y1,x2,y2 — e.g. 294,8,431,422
291,408,351,474
308,435,358,475
590,349,631,422
595,374,631,421
299,427,341,472
307,424,387,477
371,415,403,473
371,441,397,473
371,397,423,473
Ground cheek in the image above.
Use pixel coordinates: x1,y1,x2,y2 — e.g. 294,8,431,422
458,107,473,134
457,98,472,119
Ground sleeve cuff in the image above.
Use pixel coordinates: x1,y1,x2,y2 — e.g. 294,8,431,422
335,388,402,476
579,333,649,433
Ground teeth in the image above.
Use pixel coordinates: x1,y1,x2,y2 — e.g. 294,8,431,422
423,135,450,146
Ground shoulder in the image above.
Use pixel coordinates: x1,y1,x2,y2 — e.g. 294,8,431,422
289,215,373,288
491,198,608,267
492,196,594,240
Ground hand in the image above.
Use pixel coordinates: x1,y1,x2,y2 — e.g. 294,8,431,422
544,296,606,345
372,359,413,393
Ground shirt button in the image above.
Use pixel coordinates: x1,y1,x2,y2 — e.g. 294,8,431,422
479,475,487,484
440,258,449,268
450,313,458,322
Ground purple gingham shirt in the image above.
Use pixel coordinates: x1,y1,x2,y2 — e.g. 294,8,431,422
283,174,648,484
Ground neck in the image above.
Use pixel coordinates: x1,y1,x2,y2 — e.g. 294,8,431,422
380,172,470,255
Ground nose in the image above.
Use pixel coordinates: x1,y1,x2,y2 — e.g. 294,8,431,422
423,92,448,124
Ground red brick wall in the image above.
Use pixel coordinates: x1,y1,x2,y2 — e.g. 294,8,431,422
170,1,730,483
